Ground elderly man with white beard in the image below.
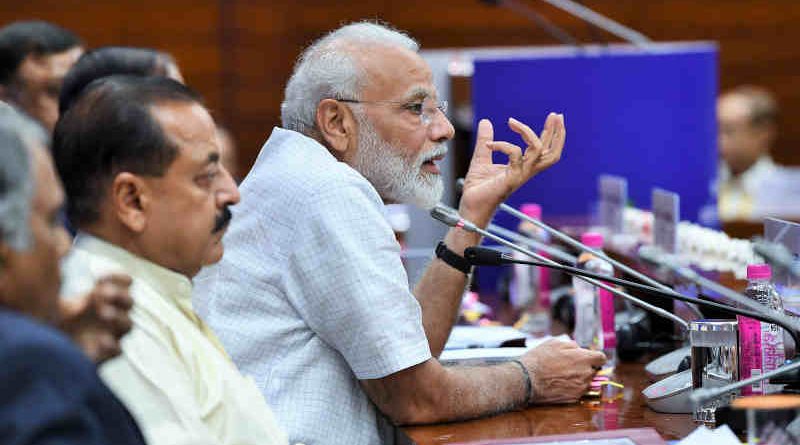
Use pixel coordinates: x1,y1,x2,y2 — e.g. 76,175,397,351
193,22,605,445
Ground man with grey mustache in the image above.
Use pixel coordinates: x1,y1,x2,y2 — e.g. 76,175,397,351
193,21,605,445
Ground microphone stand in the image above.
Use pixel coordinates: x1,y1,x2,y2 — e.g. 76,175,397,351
432,204,689,329
465,246,800,348
481,0,582,47
455,178,704,320
691,359,800,405
469,243,800,408
486,222,577,264
638,246,800,336
539,0,652,48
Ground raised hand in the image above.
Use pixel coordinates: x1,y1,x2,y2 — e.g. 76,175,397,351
59,274,134,364
519,339,606,405
459,113,565,228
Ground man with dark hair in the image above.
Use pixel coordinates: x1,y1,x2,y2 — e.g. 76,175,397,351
0,20,83,131
59,46,184,114
0,105,145,445
53,76,288,445
717,85,780,221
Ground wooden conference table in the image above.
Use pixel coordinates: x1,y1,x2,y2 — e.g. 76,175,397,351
404,360,696,444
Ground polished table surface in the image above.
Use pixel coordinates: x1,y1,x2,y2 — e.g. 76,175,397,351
404,360,696,444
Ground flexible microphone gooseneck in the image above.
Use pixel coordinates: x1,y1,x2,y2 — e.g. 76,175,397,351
431,204,688,329
638,245,800,336
479,0,582,47
486,222,577,264
464,245,800,348
454,178,704,320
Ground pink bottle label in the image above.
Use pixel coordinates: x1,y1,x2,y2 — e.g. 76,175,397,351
599,288,616,349
738,315,785,395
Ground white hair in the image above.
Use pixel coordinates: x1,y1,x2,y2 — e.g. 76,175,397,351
0,103,47,251
281,21,419,135
351,109,445,209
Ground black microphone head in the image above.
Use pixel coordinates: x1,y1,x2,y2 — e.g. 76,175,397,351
464,246,506,266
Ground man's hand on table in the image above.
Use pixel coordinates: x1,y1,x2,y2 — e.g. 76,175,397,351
59,273,134,364
519,339,606,405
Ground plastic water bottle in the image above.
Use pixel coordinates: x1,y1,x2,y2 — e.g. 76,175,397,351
510,203,551,337
738,264,785,395
572,232,617,367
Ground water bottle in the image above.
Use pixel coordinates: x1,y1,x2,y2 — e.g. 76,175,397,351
510,203,551,337
738,264,785,395
572,232,617,367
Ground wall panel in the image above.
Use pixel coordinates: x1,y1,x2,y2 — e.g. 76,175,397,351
2,0,800,171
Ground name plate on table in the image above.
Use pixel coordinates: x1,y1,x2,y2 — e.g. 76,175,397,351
453,428,666,445
600,175,628,235
652,188,679,254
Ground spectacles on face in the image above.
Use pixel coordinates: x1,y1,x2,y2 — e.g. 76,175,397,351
338,97,448,127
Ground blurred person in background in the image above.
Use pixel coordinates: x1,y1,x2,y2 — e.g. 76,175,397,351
717,85,779,221
0,20,83,132
59,46,184,114
0,105,145,444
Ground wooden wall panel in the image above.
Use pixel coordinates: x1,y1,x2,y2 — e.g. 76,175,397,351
3,0,800,172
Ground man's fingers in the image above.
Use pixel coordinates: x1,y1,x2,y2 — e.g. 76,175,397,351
98,273,132,288
585,350,608,368
112,312,133,336
508,116,542,150
471,118,495,164
486,141,523,166
547,114,566,154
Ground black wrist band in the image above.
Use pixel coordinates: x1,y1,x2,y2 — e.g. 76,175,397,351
435,241,471,275
511,359,533,406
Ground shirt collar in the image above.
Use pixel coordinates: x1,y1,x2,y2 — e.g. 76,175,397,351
720,155,775,183
72,232,194,308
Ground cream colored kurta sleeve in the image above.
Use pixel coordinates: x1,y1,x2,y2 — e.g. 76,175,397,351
61,234,288,445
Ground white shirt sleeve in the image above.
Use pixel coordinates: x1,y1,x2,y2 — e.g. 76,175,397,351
287,179,432,380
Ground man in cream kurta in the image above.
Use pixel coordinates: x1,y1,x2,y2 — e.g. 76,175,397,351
51,77,289,445
61,234,288,445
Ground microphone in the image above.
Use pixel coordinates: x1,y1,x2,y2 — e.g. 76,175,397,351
752,237,800,278
478,0,582,47
639,245,800,336
691,359,800,406
431,204,689,328
454,178,704,318
463,246,800,347
486,222,577,264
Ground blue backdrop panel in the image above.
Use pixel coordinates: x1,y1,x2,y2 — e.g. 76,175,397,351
472,43,718,230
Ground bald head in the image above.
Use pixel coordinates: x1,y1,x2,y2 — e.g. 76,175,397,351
718,86,778,176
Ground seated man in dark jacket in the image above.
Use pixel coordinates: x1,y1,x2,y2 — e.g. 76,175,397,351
0,105,145,445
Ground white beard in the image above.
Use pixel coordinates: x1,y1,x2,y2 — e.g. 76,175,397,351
351,112,445,210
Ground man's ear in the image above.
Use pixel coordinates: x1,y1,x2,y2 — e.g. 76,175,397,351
111,172,151,233
315,99,357,159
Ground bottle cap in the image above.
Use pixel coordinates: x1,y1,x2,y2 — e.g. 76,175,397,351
520,203,542,220
581,232,604,249
747,264,772,280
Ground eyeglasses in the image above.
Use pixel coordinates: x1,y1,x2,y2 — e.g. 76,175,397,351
337,97,448,127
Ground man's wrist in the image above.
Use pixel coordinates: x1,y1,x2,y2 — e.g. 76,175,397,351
510,359,533,407
435,241,472,275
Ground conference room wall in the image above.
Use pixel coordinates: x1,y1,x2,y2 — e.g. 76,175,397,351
2,0,799,176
